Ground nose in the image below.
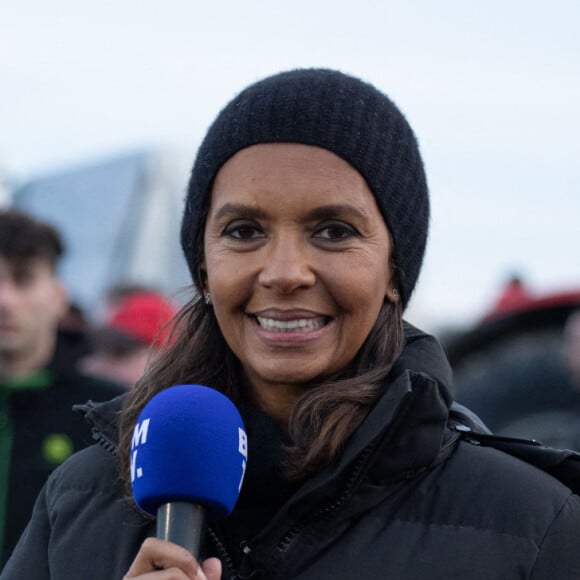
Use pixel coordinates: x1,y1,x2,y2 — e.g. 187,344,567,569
258,234,316,294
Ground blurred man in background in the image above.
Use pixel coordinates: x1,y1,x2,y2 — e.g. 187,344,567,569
81,288,177,388
0,209,124,566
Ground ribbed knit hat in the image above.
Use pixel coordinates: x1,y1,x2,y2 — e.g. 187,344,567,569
181,68,429,308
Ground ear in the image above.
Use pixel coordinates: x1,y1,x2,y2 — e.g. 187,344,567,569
385,256,400,304
385,287,400,303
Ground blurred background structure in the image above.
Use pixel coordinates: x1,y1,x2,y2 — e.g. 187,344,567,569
8,150,191,315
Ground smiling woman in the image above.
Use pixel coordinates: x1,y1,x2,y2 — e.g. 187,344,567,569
3,69,580,580
203,144,397,424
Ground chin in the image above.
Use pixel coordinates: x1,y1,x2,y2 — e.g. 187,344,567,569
257,366,324,387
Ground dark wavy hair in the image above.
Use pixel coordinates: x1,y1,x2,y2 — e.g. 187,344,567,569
0,209,64,269
117,283,404,497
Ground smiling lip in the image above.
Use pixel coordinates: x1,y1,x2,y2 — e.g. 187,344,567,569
249,309,331,339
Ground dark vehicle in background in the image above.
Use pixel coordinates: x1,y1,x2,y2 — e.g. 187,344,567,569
444,281,580,450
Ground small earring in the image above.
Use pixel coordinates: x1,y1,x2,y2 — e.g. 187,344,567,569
204,292,212,305
390,288,400,302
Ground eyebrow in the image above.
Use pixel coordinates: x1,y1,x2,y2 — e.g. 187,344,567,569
304,204,370,222
212,202,370,222
212,203,268,221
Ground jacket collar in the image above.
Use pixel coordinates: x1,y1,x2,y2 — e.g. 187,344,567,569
323,322,454,476
366,321,455,481
74,392,127,451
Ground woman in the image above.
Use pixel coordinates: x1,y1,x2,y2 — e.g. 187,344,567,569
3,69,580,580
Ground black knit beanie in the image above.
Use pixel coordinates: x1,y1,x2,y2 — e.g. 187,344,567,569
181,68,429,308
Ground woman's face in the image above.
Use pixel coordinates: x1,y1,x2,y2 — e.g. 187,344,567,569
203,143,397,417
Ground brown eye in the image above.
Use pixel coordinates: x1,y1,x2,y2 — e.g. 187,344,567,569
224,222,265,240
315,222,358,241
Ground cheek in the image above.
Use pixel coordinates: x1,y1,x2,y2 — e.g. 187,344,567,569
205,246,257,302
31,286,66,324
329,264,388,337
208,267,248,307
331,258,389,305
206,270,253,344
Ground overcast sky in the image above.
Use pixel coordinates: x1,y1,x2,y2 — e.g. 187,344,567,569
1,0,579,330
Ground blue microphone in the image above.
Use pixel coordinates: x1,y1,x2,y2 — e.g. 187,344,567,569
130,384,248,556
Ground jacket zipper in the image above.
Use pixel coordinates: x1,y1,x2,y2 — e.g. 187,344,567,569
276,442,376,553
207,526,238,579
74,401,119,455
276,427,460,555
91,428,118,455
203,445,377,578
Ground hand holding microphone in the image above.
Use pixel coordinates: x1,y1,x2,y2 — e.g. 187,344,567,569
125,384,248,578
124,538,222,579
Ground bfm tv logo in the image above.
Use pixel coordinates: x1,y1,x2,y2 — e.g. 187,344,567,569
130,418,248,491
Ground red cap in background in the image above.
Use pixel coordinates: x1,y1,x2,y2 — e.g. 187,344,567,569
106,292,178,347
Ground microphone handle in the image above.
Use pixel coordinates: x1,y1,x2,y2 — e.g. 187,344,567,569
156,501,206,557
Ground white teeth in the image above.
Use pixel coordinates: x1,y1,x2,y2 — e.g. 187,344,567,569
256,316,326,332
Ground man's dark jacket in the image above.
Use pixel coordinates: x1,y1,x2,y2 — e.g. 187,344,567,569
3,326,580,579
0,330,124,565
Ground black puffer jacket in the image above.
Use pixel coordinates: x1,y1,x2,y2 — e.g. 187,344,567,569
3,325,580,579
